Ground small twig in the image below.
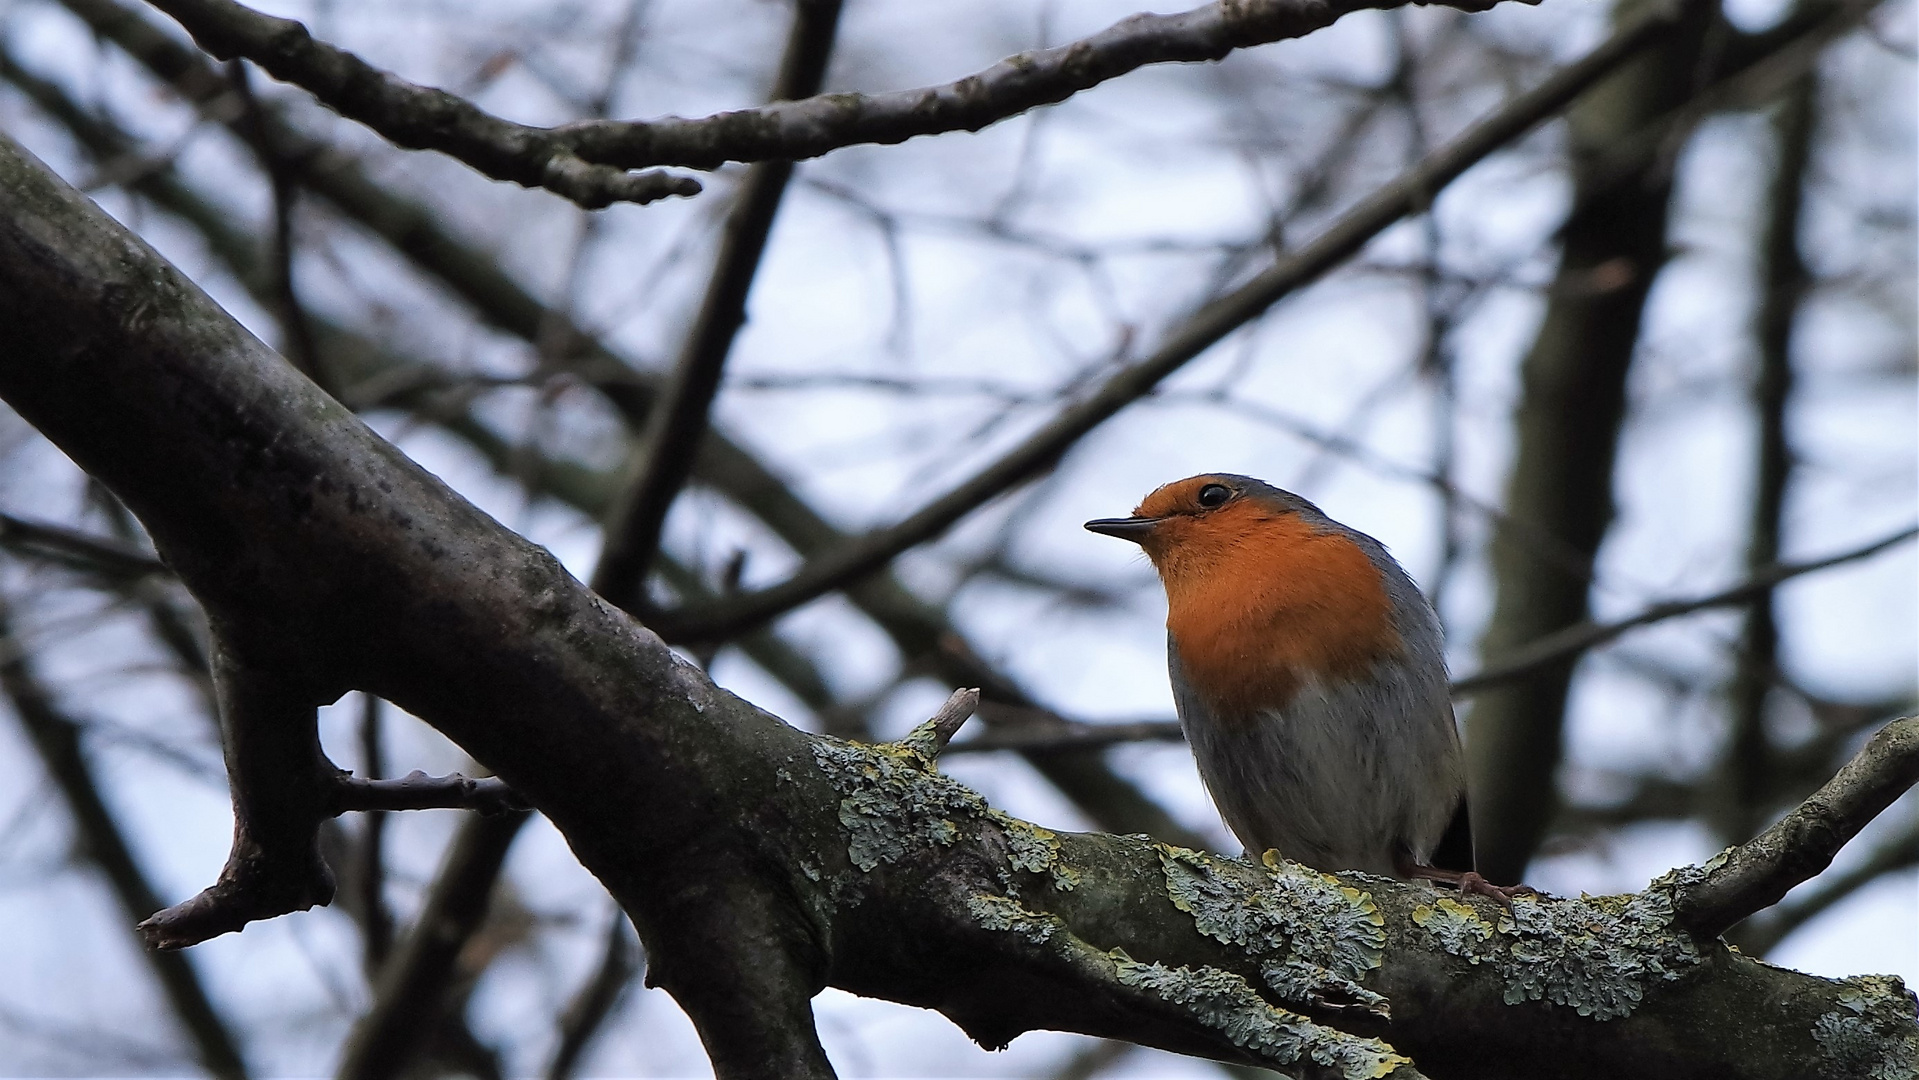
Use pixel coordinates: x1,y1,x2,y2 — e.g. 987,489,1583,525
137,647,337,952
1672,716,1919,938
331,771,529,815
225,60,321,381
1452,527,1917,694
897,688,981,760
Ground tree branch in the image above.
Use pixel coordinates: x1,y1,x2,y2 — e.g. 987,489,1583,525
1672,715,1919,939
132,641,337,950
332,770,527,815
137,0,1538,209
647,0,1695,643
138,0,700,207
3,127,1917,1077
1730,813,1919,956
1452,527,1917,694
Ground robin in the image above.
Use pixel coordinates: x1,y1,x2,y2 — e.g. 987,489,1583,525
1086,473,1526,901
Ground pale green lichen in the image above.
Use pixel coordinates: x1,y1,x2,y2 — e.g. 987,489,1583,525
988,810,1080,892
960,888,1414,1077
1411,897,1494,960
809,738,1084,893
1481,887,1701,1020
812,738,987,871
1811,975,1919,1080
1157,845,1389,1018
965,893,1060,945
1113,958,1415,1079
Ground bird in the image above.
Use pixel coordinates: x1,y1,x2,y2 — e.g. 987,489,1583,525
1086,472,1526,902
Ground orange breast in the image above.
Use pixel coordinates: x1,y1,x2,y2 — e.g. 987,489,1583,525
1151,505,1401,721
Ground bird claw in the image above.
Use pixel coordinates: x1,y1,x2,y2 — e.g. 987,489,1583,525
1450,870,1539,909
1399,860,1540,909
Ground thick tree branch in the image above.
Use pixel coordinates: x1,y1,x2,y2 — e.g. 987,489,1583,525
1672,716,1919,939
1730,813,1919,956
647,0,1695,644
3,128,1917,1079
1452,527,1917,694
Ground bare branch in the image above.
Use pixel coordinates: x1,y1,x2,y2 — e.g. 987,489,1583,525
136,645,337,951
139,0,1541,208
356,695,392,972
1731,813,1919,956
332,770,528,815
139,0,701,207
1673,716,1919,938
649,0,1693,643
1452,527,1917,695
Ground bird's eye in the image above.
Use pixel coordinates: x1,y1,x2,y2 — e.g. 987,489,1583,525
1196,483,1232,509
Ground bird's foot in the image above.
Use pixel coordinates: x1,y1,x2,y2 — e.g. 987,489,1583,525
1402,863,1539,909
1448,870,1539,908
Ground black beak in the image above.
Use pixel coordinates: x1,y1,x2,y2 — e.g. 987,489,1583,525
1084,516,1159,544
